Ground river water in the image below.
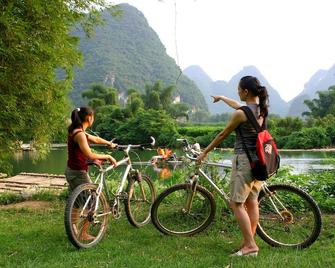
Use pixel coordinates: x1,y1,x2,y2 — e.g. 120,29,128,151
9,147,334,176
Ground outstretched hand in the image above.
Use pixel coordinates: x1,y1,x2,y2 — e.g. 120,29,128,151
211,95,221,103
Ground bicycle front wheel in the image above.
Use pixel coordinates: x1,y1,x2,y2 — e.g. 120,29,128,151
257,184,322,249
125,174,156,227
151,183,216,236
64,183,110,249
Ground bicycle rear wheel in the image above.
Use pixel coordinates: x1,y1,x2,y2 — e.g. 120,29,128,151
257,184,322,249
151,183,216,236
64,183,110,249
125,174,156,227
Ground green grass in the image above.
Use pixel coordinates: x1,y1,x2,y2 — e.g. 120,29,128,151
0,201,334,268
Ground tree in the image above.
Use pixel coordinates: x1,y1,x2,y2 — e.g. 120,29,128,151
126,90,144,115
303,86,335,118
168,103,189,120
0,1,119,173
143,81,175,110
115,109,178,145
82,84,118,109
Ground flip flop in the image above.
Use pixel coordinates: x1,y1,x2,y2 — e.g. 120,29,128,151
80,234,95,241
230,250,258,257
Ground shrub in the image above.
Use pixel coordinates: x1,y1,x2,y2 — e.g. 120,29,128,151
116,109,178,145
284,127,331,149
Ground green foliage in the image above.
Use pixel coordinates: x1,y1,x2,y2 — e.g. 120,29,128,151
82,84,118,109
177,125,235,148
268,117,304,137
283,127,330,149
189,110,211,123
0,192,24,205
168,103,189,119
143,81,176,111
266,114,335,149
303,86,335,118
127,91,144,115
115,109,178,145
0,0,117,172
272,170,335,212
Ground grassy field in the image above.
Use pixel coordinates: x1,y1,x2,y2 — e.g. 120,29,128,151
1,201,334,268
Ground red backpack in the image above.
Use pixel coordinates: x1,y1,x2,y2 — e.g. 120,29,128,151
237,106,280,181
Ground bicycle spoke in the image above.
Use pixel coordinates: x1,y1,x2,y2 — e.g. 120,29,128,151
152,184,216,235
257,184,321,248
125,175,156,227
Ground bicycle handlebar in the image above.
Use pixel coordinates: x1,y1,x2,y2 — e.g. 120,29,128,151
177,138,231,168
114,136,156,151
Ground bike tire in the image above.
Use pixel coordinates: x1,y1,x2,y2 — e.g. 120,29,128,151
151,183,216,236
125,174,156,227
257,184,322,249
64,183,110,249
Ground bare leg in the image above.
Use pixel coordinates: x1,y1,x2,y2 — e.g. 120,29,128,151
244,197,259,236
72,208,95,241
230,201,258,254
80,220,95,241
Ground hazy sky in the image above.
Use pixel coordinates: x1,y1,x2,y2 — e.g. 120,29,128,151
114,0,335,101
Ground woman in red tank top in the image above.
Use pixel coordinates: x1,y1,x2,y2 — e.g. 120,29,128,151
65,106,117,190
65,107,117,241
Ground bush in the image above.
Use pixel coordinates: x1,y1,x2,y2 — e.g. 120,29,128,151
115,109,178,145
284,127,331,149
177,125,235,148
271,169,335,213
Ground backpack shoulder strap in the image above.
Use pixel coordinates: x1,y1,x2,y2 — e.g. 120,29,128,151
238,106,263,133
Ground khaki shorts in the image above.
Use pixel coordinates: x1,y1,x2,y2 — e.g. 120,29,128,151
230,154,263,203
65,167,91,192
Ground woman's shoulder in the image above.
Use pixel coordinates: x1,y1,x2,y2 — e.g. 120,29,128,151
232,109,248,123
70,128,85,138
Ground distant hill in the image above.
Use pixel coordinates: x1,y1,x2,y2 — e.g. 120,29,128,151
288,66,335,117
70,4,207,111
184,65,289,116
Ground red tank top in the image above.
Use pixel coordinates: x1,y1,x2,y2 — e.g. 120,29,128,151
67,129,89,171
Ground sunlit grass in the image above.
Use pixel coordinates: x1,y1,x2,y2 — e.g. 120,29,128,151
0,201,334,267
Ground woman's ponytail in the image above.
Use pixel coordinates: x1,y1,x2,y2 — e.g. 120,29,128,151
257,85,269,117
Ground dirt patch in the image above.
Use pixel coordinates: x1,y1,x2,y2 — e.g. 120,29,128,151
0,200,53,210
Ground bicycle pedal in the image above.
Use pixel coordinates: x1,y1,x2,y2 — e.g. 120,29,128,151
118,193,128,200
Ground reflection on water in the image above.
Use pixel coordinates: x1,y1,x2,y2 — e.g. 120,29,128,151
9,148,335,176
279,151,335,174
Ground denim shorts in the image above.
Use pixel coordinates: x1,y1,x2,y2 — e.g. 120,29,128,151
230,153,262,203
65,167,91,192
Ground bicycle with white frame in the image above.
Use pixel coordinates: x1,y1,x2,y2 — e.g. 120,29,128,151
64,137,156,249
151,138,322,249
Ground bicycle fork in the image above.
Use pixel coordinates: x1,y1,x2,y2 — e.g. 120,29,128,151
261,184,294,224
182,175,199,213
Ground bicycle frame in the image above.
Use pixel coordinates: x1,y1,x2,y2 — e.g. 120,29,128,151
190,165,286,221
80,140,154,220
176,138,289,221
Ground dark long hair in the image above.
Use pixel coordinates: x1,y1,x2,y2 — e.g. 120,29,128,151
239,76,269,117
68,107,94,134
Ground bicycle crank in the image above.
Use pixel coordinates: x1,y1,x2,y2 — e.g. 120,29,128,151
280,210,294,224
111,200,121,219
